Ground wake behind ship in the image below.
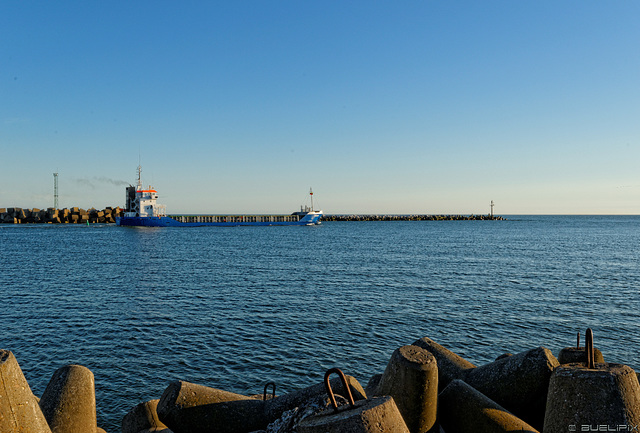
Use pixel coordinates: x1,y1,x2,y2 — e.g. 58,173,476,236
116,167,322,227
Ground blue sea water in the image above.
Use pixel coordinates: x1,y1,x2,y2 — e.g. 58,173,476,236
1,215,639,432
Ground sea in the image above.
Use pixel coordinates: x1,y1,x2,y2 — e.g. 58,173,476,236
2,215,639,432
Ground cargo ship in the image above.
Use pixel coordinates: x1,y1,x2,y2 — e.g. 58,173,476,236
116,166,322,227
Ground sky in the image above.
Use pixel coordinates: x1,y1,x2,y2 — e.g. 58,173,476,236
1,1,639,215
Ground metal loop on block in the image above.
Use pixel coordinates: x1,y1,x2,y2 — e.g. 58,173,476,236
577,331,581,349
263,382,276,401
324,368,355,413
585,328,595,369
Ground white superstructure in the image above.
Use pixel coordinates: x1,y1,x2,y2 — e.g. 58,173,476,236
124,166,166,218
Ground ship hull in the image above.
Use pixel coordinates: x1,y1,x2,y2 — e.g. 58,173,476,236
116,213,322,227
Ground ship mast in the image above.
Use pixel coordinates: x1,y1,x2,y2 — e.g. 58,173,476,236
310,187,314,212
136,165,142,191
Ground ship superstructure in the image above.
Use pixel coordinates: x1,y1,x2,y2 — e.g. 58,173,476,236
123,166,166,218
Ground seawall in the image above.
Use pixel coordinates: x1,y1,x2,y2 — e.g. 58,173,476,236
0,207,123,224
3,329,638,433
321,214,504,221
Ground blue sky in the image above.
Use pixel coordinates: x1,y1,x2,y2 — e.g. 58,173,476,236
2,2,638,214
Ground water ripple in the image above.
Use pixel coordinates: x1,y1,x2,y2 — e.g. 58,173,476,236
1,217,640,432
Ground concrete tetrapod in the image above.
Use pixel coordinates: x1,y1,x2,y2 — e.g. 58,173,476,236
157,381,265,433
543,363,640,433
0,350,52,433
463,346,559,430
411,337,475,391
39,364,97,433
557,346,604,364
438,379,538,433
297,396,410,433
157,376,367,433
264,373,367,421
122,399,172,433
373,345,438,433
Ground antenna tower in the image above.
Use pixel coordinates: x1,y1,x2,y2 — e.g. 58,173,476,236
53,172,59,209
490,200,494,218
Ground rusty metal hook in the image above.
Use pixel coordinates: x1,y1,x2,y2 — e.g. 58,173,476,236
263,382,276,401
324,368,355,413
585,328,595,369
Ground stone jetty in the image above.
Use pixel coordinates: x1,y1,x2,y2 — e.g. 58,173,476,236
321,214,504,221
3,328,639,433
0,207,122,224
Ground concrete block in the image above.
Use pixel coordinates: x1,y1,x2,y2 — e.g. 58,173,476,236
495,353,513,361
439,379,538,433
374,345,438,433
157,380,265,433
265,373,366,421
464,346,558,430
544,363,640,433
364,373,382,397
39,364,97,433
411,337,475,391
297,396,410,433
158,375,367,433
123,399,172,433
0,350,52,432
558,346,604,364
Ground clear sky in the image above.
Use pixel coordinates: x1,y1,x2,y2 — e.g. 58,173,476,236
1,1,638,215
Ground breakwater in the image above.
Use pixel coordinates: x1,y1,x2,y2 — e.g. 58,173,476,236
321,214,504,221
3,329,638,433
0,207,122,224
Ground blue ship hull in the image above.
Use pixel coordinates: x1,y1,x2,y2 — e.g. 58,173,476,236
116,213,322,227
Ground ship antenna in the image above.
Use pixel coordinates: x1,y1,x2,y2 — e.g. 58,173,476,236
310,187,314,212
137,165,142,191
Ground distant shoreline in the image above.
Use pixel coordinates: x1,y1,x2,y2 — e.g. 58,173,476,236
320,214,504,221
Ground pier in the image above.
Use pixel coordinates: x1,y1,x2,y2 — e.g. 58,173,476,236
0,209,504,224
320,214,504,221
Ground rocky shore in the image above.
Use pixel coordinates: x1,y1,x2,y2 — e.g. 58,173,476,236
0,207,122,224
2,329,639,433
